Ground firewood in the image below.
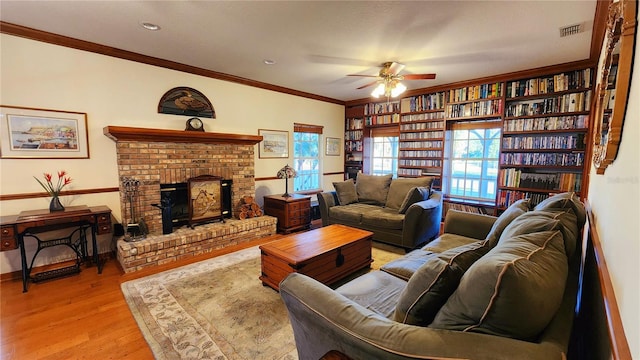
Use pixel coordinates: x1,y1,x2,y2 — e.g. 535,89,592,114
242,195,254,204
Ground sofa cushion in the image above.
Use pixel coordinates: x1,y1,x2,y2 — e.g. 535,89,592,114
420,233,482,254
360,207,404,230
335,270,407,319
499,209,579,259
385,177,434,210
430,230,568,340
398,187,430,214
356,173,392,205
394,241,491,326
485,199,530,247
328,203,371,224
381,250,436,281
332,179,358,205
534,192,586,228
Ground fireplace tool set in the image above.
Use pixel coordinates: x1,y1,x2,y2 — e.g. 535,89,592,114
122,177,147,241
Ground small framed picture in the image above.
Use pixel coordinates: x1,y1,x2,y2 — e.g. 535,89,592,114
326,137,341,156
258,129,289,158
0,106,89,159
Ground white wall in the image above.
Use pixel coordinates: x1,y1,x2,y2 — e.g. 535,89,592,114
0,34,345,273
586,18,640,357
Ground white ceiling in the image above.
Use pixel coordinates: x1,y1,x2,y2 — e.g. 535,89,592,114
0,1,598,102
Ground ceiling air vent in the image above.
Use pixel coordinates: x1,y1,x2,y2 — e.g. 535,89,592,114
560,23,585,37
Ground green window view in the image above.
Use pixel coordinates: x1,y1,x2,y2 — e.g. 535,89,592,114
293,132,320,191
445,127,500,201
371,136,399,178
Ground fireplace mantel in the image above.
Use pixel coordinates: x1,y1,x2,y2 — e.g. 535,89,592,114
103,126,263,145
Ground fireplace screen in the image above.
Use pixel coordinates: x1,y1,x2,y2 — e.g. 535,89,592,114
188,175,224,227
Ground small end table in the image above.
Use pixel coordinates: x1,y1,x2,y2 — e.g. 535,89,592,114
263,194,311,233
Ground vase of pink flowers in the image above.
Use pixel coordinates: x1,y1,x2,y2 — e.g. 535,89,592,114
34,170,72,212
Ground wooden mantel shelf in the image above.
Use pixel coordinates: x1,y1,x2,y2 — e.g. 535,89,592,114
103,126,263,145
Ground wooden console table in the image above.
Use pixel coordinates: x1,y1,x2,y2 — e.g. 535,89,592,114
0,205,112,292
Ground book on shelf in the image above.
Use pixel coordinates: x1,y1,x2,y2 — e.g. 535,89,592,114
500,152,584,167
365,101,400,115
506,69,591,98
498,168,582,192
504,91,591,117
448,83,503,102
503,115,588,132
365,113,400,126
400,93,445,112
501,133,585,150
446,99,503,118
497,190,553,208
443,201,491,217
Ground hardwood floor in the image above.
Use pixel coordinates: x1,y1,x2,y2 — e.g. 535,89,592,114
0,234,284,360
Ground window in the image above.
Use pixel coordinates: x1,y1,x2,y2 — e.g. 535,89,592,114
443,122,500,202
293,123,322,192
369,126,399,177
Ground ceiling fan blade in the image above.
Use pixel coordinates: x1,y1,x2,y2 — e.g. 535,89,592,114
403,73,437,80
346,74,379,78
387,62,405,76
356,80,379,90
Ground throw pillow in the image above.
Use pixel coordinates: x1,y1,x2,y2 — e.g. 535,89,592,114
394,241,490,326
355,173,392,205
398,187,430,214
534,192,586,228
484,199,530,248
332,179,358,205
385,177,434,209
499,209,579,259
430,230,568,341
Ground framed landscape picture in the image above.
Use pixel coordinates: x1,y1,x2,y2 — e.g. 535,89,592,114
258,129,289,158
0,106,89,159
326,137,341,156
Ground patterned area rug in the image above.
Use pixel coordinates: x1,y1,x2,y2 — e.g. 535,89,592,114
121,243,403,360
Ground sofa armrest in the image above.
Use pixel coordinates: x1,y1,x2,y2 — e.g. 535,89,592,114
317,191,338,227
280,273,566,360
443,209,497,240
402,190,443,249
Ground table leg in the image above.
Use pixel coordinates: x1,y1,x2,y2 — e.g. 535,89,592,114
18,234,28,293
91,224,102,274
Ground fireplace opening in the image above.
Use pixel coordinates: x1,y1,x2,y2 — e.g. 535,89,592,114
159,179,233,229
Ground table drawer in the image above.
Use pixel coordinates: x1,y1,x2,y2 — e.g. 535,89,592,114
1,236,17,251
1,226,17,251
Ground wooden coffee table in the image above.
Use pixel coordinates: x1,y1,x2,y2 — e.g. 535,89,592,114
259,224,373,291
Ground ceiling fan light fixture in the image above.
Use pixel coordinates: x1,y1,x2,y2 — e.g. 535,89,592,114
391,82,407,97
371,83,386,98
371,79,406,98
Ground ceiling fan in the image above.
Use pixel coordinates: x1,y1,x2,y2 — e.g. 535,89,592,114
348,61,436,98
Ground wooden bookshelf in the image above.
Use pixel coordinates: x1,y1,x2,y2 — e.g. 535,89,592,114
344,105,365,179
343,65,594,211
498,68,592,208
398,92,446,188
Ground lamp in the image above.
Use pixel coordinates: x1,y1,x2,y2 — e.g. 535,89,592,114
371,78,407,99
276,164,297,197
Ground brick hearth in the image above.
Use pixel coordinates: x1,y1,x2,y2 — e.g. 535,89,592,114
104,126,276,271
116,216,276,272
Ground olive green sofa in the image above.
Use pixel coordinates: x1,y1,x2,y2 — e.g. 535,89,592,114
281,192,585,360
317,174,443,250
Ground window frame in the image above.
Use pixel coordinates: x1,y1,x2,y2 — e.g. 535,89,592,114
293,123,323,193
368,126,399,177
443,120,501,203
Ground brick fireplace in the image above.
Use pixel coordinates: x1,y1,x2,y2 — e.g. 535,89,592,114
104,126,277,272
